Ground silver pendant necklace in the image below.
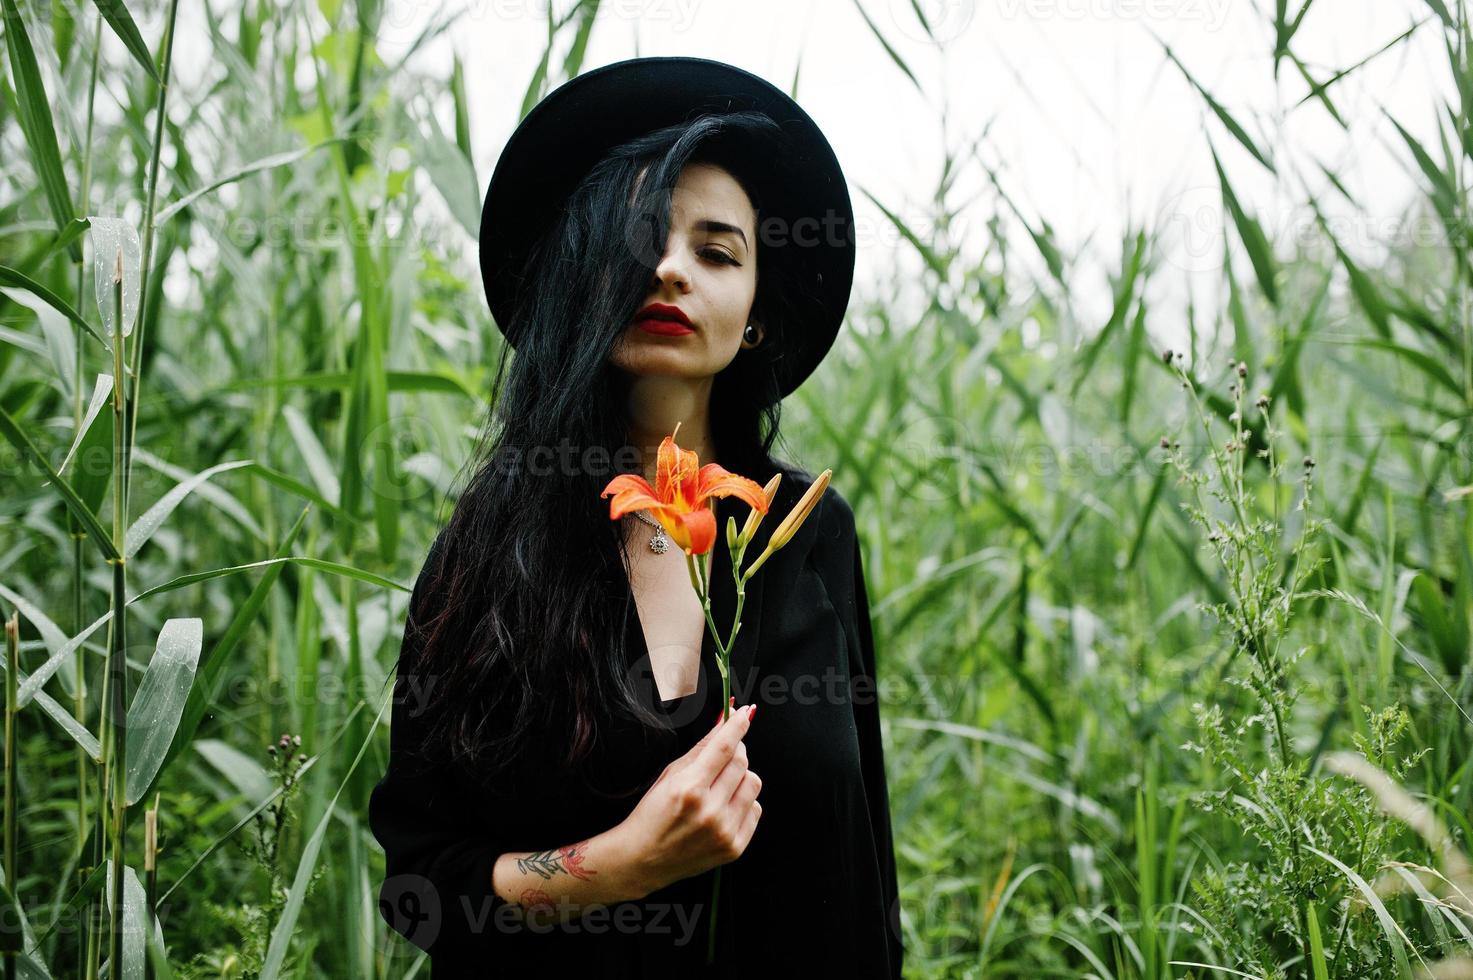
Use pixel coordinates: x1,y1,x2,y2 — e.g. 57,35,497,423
631,510,672,554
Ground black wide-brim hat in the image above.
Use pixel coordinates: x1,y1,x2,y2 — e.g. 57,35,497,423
478,56,856,403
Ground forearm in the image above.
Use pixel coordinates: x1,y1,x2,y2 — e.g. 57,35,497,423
490,822,655,915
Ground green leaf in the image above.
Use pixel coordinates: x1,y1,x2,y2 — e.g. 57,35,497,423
859,185,949,281
1224,235,1254,371
1125,456,1168,571
155,139,349,225
281,404,341,506
560,0,599,81
518,7,555,121
143,913,177,980
124,618,204,805
88,0,160,82
129,445,265,541
193,738,273,805
1423,0,1454,28
1159,38,1277,174
414,107,480,238
241,460,358,526
157,706,366,905
1273,0,1316,78
0,653,100,759
0,865,45,969
449,53,471,159
1,0,77,254
6,597,108,707
63,375,118,518
217,369,477,399
88,215,141,340
1306,904,1329,980
32,860,104,950
851,0,923,93
132,507,311,806
100,860,155,980
1211,143,1279,305
128,555,408,605
1309,200,1392,338
0,267,110,349
1288,50,1346,127
258,692,390,980
40,216,92,264
1267,270,1331,419
1293,20,1422,120
1306,846,1416,980
1350,338,1463,399
0,406,119,561
0,284,75,398
1121,293,1148,424
1072,229,1145,396
1411,572,1465,674
1386,111,1468,262
125,459,256,560
301,18,396,560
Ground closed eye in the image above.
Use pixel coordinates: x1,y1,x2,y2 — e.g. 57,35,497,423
699,247,740,267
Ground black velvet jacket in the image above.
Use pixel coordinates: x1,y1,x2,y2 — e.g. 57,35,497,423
368,464,904,977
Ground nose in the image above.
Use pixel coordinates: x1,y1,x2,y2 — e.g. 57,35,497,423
650,241,691,294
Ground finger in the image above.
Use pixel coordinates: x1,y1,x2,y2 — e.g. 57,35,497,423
721,770,761,844
688,697,737,754
728,766,761,812
702,738,745,772
674,701,738,776
709,747,750,803
704,715,751,797
734,799,761,851
692,702,754,786
671,701,740,777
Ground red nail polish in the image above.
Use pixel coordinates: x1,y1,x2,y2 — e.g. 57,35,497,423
748,704,757,721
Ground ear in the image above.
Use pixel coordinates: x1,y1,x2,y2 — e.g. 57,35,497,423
742,319,766,349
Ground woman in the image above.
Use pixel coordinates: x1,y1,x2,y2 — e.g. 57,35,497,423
368,56,902,977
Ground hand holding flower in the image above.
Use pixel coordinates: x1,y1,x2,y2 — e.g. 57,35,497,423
599,423,833,963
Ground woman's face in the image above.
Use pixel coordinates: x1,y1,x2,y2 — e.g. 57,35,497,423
610,161,760,381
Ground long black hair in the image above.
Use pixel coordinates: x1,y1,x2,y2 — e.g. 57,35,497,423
398,109,816,789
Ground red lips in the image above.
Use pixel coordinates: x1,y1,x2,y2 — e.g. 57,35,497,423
634,303,695,335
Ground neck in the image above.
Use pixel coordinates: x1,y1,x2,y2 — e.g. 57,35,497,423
624,374,717,484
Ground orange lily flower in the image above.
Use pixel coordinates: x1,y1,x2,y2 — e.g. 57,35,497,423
600,423,770,556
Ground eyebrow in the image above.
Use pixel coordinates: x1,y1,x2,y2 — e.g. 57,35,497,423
694,218,748,252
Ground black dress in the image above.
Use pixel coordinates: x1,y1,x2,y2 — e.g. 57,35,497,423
368,463,904,977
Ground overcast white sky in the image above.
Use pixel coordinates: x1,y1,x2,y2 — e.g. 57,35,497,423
376,0,1454,334
108,0,1455,342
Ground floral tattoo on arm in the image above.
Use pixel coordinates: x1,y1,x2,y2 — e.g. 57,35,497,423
519,887,555,912
515,840,598,882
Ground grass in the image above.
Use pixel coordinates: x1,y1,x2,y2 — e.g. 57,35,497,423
1,0,1472,976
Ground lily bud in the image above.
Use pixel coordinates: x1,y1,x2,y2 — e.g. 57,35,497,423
738,473,783,547
770,468,830,551
726,515,738,555
743,469,832,579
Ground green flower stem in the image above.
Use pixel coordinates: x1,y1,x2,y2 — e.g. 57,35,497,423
105,267,128,978
685,537,751,964
5,611,17,980
73,8,102,927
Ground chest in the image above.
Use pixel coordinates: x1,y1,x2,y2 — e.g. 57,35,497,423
625,524,714,702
